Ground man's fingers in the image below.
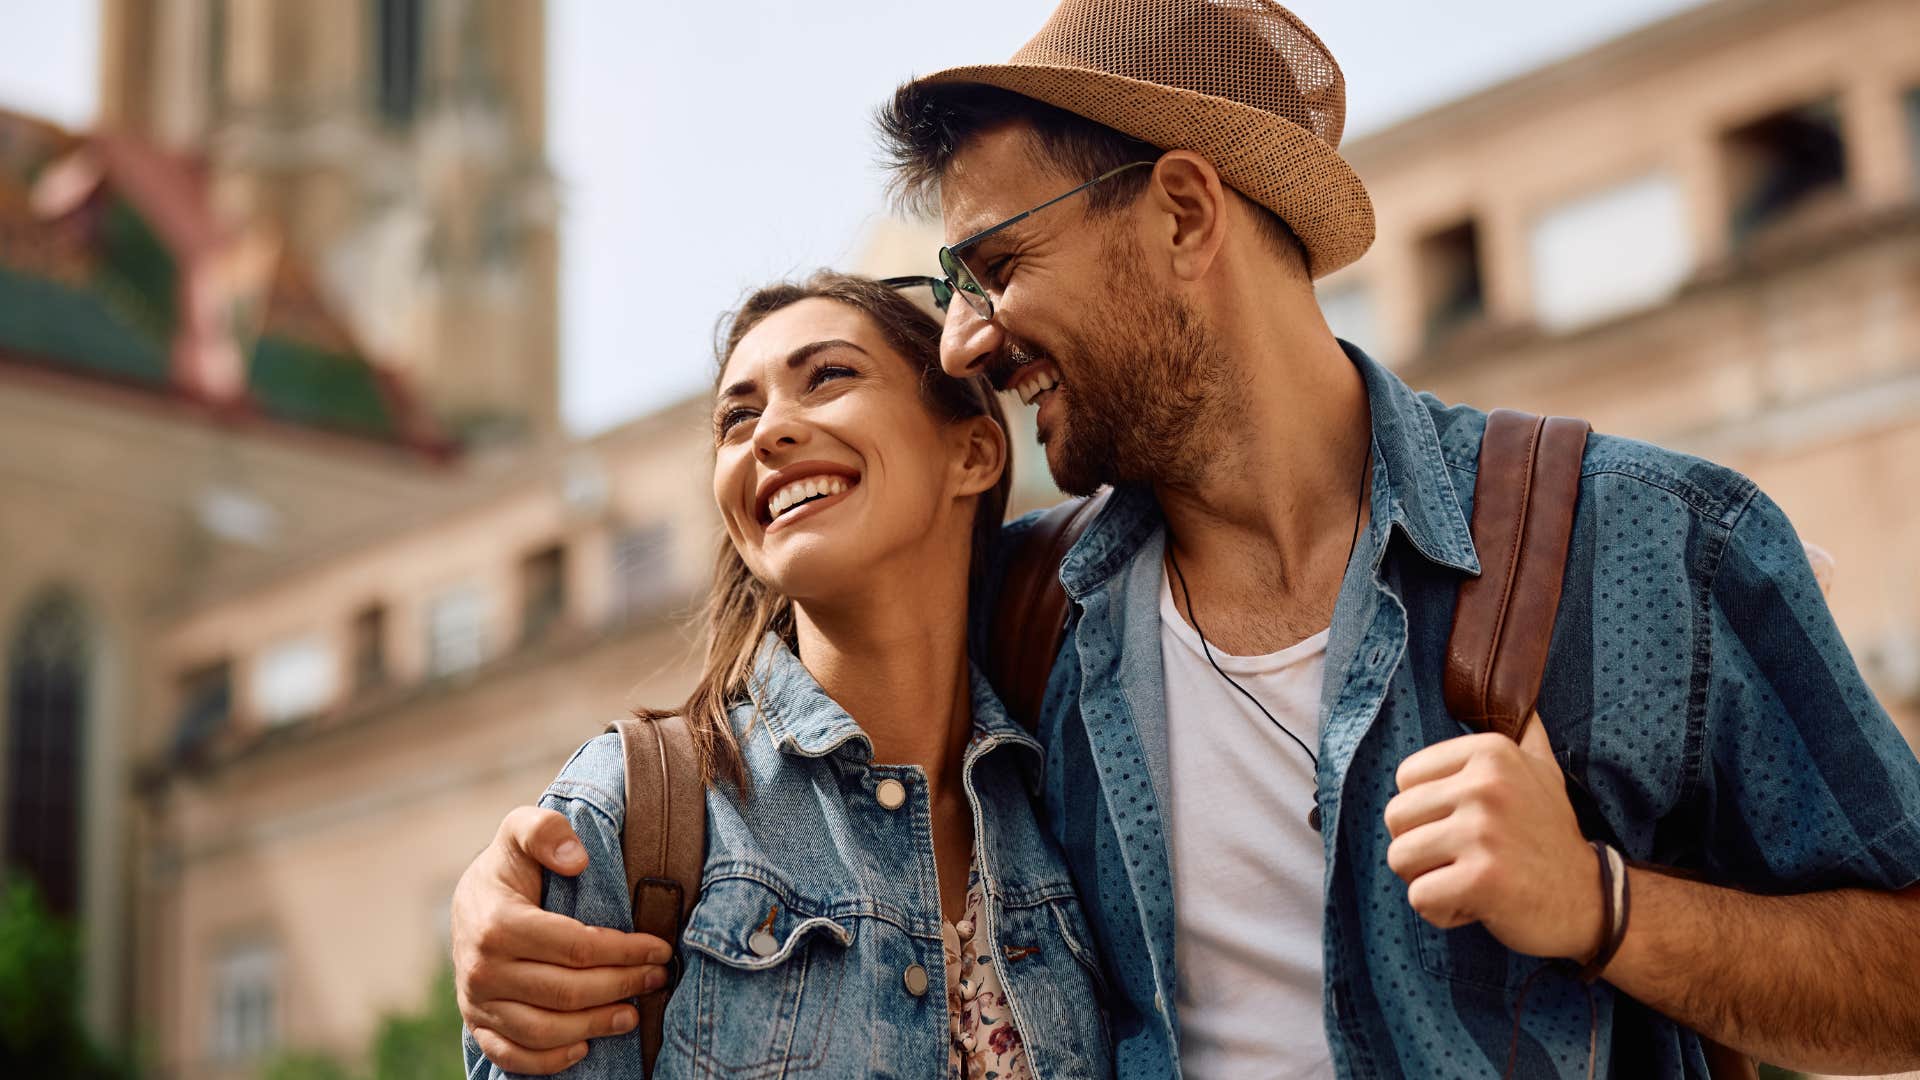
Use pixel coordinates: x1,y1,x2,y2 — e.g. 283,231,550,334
494,905,675,969
471,998,641,1055
1395,732,1510,792
1385,818,1463,884
1404,860,1481,930
498,805,588,877
470,1025,588,1075
469,956,670,1014
1382,777,1463,838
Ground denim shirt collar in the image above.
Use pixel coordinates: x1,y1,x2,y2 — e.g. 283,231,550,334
747,633,1043,769
1056,341,1480,597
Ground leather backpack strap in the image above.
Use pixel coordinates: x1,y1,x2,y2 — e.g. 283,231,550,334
987,490,1112,731
1443,409,1590,740
605,714,705,1079
1443,411,1755,1080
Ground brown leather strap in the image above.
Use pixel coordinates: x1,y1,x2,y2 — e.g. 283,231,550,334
986,490,1112,731
606,714,704,1078
1444,411,1754,1080
1443,409,1591,741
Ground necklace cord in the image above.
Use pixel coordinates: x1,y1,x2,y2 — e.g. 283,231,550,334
1164,443,1372,773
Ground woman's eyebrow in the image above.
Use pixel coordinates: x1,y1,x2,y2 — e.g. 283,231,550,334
718,339,872,403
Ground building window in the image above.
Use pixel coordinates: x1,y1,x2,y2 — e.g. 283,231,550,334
6,591,88,918
252,635,336,726
427,584,488,677
1317,281,1380,352
1528,171,1692,331
1416,219,1485,347
520,545,568,644
350,605,387,693
1721,99,1848,246
211,940,279,1063
173,659,233,765
375,0,424,126
612,524,675,622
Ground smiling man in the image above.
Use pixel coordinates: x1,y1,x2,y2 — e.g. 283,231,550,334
450,2,1920,1077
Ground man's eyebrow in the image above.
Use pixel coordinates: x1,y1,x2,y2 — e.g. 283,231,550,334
717,339,871,402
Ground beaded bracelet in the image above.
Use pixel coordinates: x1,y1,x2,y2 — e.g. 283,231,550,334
1577,841,1630,983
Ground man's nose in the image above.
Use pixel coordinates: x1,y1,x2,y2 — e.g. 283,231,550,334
940,298,1005,379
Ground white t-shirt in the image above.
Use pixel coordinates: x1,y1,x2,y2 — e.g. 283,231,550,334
1160,569,1334,1080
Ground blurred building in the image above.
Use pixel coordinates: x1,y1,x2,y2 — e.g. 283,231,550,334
0,0,1915,1076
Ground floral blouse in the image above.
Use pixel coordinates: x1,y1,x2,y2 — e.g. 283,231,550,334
943,862,1034,1080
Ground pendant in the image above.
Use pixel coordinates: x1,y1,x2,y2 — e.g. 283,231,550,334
1308,804,1322,832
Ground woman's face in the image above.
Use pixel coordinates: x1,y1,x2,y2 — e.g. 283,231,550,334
712,297,1001,604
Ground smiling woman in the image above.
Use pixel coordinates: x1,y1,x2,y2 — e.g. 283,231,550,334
465,271,1113,1080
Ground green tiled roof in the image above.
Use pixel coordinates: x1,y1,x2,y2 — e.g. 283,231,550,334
0,265,170,385
247,333,397,438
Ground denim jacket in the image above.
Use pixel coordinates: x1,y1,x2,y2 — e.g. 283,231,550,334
1005,344,1920,1079
465,637,1113,1080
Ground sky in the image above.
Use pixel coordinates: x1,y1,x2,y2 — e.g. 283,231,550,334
0,0,1709,435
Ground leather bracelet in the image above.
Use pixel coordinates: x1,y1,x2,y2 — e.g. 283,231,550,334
1577,841,1630,983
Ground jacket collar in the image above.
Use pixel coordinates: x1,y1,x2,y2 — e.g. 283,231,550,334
749,634,1042,763
1057,341,1478,596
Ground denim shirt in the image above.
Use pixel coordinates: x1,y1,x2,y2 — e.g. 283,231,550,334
465,637,1113,1080
1005,344,1920,1079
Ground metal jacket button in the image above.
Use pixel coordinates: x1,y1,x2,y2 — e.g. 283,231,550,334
876,778,907,810
748,930,779,958
903,963,930,996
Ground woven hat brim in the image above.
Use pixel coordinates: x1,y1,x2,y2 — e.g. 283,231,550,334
917,63,1374,278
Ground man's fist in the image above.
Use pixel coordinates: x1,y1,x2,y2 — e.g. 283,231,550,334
452,805,674,1075
1382,715,1604,963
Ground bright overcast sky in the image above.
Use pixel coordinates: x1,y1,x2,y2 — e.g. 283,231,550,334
1,0,1708,434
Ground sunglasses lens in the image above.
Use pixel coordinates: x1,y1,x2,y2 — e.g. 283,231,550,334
930,280,953,311
938,247,992,319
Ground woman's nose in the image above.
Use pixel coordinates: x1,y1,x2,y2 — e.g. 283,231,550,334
752,401,809,461
940,297,1005,380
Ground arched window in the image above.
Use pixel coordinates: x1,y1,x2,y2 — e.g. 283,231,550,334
5,591,88,918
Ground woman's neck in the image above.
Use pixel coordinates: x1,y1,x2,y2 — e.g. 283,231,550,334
790,557,975,798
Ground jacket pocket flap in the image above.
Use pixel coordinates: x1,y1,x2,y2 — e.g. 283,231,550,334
681,875,853,971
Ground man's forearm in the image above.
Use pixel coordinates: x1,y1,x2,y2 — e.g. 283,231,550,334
1602,869,1920,1073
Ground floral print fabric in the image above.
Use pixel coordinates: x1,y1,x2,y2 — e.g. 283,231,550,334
943,862,1032,1080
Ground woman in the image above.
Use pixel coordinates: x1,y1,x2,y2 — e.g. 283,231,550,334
468,272,1111,1079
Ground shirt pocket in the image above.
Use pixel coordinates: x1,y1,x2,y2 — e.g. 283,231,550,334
991,895,1115,1080
667,874,854,1076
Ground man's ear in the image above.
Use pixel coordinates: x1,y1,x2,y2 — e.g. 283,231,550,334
1144,150,1229,282
952,414,1008,498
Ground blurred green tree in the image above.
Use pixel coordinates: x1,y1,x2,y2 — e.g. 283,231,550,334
0,876,132,1078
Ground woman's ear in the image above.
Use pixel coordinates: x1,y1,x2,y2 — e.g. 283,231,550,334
952,414,1007,498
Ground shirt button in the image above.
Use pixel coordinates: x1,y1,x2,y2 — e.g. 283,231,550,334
748,930,779,958
1154,990,1165,1015
876,778,907,810
954,919,974,940
903,963,930,996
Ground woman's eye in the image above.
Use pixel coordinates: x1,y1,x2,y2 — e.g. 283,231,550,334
716,407,757,437
808,364,856,390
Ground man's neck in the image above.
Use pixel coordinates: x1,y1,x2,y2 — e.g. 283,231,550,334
1155,292,1372,654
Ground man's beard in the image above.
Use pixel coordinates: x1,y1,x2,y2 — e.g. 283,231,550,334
1033,236,1235,496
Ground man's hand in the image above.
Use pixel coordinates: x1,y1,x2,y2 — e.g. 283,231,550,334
1383,715,1603,961
453,806,674,1074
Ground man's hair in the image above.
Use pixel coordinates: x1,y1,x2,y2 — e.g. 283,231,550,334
877,81,1307,271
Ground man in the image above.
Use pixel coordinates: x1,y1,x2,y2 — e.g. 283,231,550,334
453,1,1920,1076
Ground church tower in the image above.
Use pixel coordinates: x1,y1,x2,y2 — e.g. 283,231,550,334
98,0,560,444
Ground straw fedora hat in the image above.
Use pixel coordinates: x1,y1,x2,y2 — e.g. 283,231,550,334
913,0,1374,278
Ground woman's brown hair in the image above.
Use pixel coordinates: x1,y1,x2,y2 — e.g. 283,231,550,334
636,270,1012,790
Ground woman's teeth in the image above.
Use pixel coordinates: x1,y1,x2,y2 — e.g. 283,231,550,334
767,475,851,520
1012,367,1060,406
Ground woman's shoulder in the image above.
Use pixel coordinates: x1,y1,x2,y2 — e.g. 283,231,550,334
541,731,628,828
